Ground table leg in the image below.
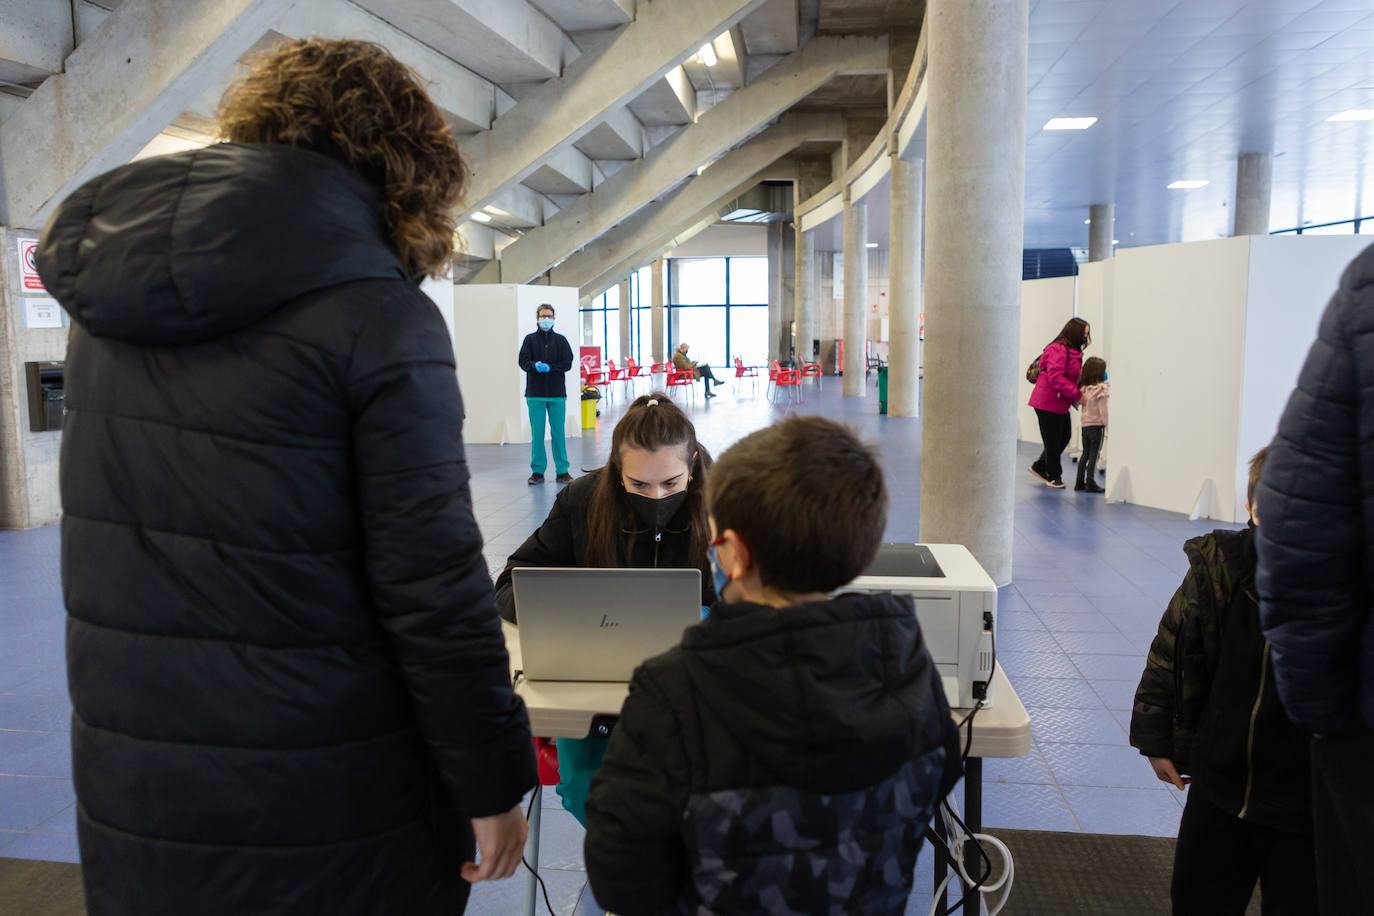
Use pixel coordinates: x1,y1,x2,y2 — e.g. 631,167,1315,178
964,757,983,915
524,787,543,916
932,808,949,916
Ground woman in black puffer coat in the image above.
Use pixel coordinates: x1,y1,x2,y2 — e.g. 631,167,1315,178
35,40,534,916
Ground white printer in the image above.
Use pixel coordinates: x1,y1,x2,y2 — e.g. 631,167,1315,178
841,543,997,709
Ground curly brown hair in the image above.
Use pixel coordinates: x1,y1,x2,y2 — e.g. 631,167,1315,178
217,38,464,279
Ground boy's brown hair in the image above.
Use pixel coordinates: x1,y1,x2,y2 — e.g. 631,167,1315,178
707,417,888,594
1248,446,1270,509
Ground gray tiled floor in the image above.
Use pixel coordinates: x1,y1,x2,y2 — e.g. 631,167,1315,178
0,374,1234,912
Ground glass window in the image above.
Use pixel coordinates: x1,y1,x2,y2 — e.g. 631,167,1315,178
675,258,727,304
1302,221,1356,235
728,256,768,305
673,307,728,369
728,305,769,367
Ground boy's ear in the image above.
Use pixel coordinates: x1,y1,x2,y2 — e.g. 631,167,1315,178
723,529,752,581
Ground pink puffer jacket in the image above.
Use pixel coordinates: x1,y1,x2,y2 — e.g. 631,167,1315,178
1028,341,1082,414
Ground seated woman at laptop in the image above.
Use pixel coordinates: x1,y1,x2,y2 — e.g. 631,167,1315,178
494,392,714,825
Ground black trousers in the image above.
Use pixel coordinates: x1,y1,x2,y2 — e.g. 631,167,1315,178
1311,728,1374,914
694,364,720,391
1078,424,1104,485
1033,408,1073,482
1171,789,1316,916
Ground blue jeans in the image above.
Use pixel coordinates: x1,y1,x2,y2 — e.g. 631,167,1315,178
527,397,569,476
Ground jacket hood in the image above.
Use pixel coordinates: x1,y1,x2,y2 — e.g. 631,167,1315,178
680,592,934,791
35,143,409,345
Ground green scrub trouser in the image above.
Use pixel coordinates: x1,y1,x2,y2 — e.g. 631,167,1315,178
555,736,608,826
527,397,569,476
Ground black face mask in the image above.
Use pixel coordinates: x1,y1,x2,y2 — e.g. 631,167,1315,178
626,490,689,530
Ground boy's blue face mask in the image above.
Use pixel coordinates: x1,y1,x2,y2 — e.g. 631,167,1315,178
708,542,731,601
1103,371,1108,382
538,317,554,331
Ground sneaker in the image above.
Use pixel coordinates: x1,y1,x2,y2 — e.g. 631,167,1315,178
1047,478,1066,489
704,391,717,399
1029,463,1051,484
555,473,574,484
527,473,545,485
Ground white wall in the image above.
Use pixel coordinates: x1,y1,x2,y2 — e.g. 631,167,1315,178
1235,235,1373,518
1017,276,1077,443
1076,259,1115,466
1108,237,1251,520
452,284,581,445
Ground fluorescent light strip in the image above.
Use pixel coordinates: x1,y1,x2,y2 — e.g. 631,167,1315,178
697,42,718,68
1168,180,1209,190
471,212,493,223
866,242,879,248
1327,109,1374,122
1043,117,1098,131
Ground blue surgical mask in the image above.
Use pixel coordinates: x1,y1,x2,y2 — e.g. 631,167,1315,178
708,544,732,602
1103,372,1108,382
538,318,554,331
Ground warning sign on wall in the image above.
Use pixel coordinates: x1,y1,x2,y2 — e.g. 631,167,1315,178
18,239,46,293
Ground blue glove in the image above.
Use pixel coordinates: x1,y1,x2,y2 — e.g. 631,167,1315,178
535,361,550,373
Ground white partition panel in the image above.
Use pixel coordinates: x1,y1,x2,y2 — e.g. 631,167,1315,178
1108,238,1250,520
452,284,581,445
1017,277,1077,443
1235,235,1372,518
1076,260,1114,468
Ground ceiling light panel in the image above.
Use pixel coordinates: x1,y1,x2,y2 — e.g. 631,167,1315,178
1043,117,1098,130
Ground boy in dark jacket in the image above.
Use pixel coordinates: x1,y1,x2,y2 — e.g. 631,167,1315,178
584,417,961,915
1130,448,1315,915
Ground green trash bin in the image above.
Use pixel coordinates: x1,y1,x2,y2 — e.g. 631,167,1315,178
877,366,888,415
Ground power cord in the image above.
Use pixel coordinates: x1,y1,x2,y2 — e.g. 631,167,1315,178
521,789,559,916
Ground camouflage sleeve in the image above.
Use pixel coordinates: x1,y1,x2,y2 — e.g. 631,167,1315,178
1128,560,1213,761
584,666,690,916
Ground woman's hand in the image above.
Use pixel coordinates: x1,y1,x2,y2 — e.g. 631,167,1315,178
1147,756,1190,791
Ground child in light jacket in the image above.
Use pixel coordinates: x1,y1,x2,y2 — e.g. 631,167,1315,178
1076,357,1108,493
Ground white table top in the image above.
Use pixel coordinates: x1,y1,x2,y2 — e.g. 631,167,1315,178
504,622,1031,759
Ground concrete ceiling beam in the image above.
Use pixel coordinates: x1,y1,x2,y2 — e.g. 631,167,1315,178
0,0,74,84
353,0,569,85
481,184,552,230
520,145,595,196
740,0,800,55
549,112,840,293
460,0,769,219
575,105,644,161
528,0,632,32
494,37,885,285
579,162,799,302
631,65,697,127
0,0,297,229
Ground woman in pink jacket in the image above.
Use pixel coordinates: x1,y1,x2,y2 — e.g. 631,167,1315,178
1028,317,1090,488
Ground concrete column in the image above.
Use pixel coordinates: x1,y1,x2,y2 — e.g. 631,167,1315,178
921,0,1029,586
889,155,922,417
842,191,868,397
1233,152,1274,237
795,228,816,366
651,258,665,364
1088,203,1114,262
618,277,632,361
767,220,785,362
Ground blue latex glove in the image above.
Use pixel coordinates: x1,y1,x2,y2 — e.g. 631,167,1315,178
535,361,550,373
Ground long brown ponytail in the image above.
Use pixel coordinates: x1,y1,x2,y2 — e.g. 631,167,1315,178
584,393,711,580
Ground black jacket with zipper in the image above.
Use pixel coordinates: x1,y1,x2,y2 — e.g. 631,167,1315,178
34,143,535,914
584,593,963,915
1130,526,1312,834
494,470,713,622
518,328,574,398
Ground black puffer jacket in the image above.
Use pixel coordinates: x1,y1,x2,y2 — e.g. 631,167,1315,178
36,143,535,915
518,328,574,398
494,470,714,622
1131,527,1311,834
584,593,962,915
1257,241,1374,735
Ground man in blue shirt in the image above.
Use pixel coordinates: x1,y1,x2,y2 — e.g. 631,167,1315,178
518,304,574,484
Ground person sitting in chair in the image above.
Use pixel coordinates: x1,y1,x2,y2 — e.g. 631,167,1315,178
672,342,722,399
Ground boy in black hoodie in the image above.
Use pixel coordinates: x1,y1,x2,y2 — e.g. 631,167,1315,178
1130,447,1315,915
584,417,961,915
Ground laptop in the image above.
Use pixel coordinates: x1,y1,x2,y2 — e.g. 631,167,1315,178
512,567,703,683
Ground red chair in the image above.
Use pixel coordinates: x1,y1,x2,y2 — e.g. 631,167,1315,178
666,367,697,403
650,361,671,387
733,357,759,395
580,364,608,400
769,367,803,404
603,359,632,401
801,362,823,388
624,357,648,393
